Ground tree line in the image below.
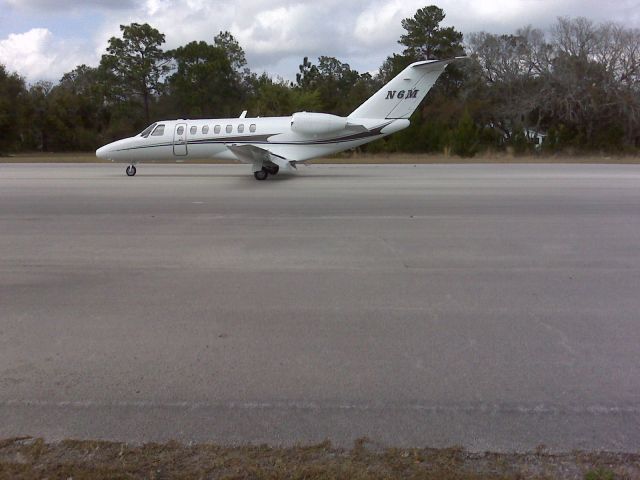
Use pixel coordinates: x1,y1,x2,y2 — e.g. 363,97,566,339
1,5,639,156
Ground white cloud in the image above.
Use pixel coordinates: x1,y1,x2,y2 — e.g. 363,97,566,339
0,28,94,83
0,28,58,80
233,3,337,56
354,0,424,47
91,0,367,74
2,0,640,83
4,0,135,10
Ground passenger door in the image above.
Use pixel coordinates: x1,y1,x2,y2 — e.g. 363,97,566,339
173,123,187,156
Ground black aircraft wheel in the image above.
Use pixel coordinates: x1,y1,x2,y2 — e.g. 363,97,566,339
126,165,137,176
254,169,268,181
268,165,280,175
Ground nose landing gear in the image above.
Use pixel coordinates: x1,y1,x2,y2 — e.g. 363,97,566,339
126,165,137,176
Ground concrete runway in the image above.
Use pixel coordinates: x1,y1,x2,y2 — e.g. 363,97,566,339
1,163,639,452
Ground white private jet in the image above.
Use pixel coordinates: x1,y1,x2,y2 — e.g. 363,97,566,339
96,58,462,180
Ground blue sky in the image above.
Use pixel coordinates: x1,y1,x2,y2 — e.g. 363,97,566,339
1,0,639,84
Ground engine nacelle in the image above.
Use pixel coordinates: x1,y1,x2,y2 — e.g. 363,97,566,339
290,112,348,136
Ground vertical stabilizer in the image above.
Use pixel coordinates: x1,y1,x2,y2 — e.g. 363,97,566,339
349,58,460,120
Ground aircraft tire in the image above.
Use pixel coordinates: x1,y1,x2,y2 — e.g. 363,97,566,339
126,165,137,176
254,169,268,180
267,165,279,175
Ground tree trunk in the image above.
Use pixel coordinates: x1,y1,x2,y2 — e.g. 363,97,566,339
143,89,150,123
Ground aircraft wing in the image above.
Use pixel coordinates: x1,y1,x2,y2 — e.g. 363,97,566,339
226,144,297,172
226,144,276,164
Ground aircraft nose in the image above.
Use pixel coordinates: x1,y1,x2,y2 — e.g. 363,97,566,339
96,144,109,160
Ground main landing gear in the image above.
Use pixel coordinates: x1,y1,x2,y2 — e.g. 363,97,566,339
126,165,137,176
254,169,268,180
253,164,279,181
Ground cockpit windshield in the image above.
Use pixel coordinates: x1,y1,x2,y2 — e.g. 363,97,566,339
139,123,157,138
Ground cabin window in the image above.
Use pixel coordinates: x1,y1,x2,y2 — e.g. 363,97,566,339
177,126,184,135
151,124,165,136
226,125,233,134
140,123,157,138
190,126,197,135
202,125,209,134
238,124,245,133
214,125,221,134
250,124,256,133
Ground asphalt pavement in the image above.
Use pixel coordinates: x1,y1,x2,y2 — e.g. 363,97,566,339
1,163,639,451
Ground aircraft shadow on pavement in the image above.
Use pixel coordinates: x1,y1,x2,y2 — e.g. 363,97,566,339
108,171,377,181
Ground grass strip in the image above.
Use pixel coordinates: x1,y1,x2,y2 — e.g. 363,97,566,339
1,437,637,479
2,152,639,164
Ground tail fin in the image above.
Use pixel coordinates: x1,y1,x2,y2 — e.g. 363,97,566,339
349,58,461,120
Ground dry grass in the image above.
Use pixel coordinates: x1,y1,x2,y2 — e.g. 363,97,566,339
0,153,231,164
0,437,638,479
322,152,640,164
0,152,106,163
1,152,639,164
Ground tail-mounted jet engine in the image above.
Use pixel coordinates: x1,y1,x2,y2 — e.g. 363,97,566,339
290,112,348,136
